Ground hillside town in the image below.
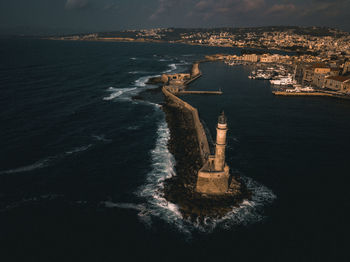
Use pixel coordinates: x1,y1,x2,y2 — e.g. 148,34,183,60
54,27,350,57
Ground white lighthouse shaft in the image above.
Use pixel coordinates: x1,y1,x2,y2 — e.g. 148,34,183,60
214,115,228,171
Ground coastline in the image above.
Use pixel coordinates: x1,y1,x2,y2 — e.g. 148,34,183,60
45,37,302,55
273,90,350,99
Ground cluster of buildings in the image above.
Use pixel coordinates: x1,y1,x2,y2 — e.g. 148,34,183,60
135,28,171,39
206,53,293,64
52,27,350,62
206,53,350,94
52,27,350,94
179,28,350,58
295,62,350,93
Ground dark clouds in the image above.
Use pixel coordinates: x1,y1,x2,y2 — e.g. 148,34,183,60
65,0,89,10
145,0,350,31
0,0,349,34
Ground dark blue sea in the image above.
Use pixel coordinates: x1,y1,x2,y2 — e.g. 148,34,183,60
0,39,349,262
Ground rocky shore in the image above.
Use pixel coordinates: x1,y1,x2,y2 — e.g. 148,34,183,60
161,100,251,221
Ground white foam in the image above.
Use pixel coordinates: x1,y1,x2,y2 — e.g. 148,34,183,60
128,71,152,75
103,87,138,101
0,158,51,175
134,74,160,87
163,63,177,73
92,135,112,142
133,117,195,235
104,201,143,210
126,125,140,131
189,176,277,233
103,201,153,227
0,144,95,176
65,144,92,155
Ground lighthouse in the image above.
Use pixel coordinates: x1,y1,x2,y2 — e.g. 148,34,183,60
196,111,230,195
214,111,228,171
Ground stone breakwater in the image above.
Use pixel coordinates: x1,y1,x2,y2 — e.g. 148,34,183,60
162,86,210,164
161,96,251,220
160,63,251,221
132,61,251,220
273,90,350,99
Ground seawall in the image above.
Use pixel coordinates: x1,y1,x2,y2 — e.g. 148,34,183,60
177,90,222,95
273,91,350,99
161,61,251,219
162,86,210,164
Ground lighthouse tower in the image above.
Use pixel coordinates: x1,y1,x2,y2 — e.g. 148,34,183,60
196,111,230,195
214,112,228,171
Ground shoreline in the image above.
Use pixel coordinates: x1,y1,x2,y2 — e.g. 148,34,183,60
45,37,302,55
273,91,350,99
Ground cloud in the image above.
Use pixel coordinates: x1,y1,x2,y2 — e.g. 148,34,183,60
242,0,265,12
192,0,265,20
148,0,350,28
65,0,89,10
103,3,119,11
300,1,349,17
195,0,264,13
150,0,265,21
264,3,296,16
150,0,174,20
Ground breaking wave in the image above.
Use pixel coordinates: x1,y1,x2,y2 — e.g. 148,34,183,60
189,176,276,233
0,158,51,175
134,76,152,87
0,144,93,176
103,73,160,102
135,118,191,233
128,71,152,75
103,87,138,101
163,63,177,73
92,135,112,142
104,116,191,235
65,144,92,155
163,61,192,74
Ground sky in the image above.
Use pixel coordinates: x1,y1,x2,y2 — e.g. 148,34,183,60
0,0,350,34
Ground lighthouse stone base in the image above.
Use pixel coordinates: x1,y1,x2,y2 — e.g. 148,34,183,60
196,157,230,195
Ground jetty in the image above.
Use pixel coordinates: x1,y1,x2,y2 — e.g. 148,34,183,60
161,68,211,164
177,90,222,95
161,61,250,220
273,91,350,99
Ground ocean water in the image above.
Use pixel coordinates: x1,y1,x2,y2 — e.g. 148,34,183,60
0,39,350,262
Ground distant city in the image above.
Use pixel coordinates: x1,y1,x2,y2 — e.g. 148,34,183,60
51,26,350,96
51,26,350,57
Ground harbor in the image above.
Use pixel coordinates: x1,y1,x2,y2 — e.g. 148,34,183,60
220,54,350,99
